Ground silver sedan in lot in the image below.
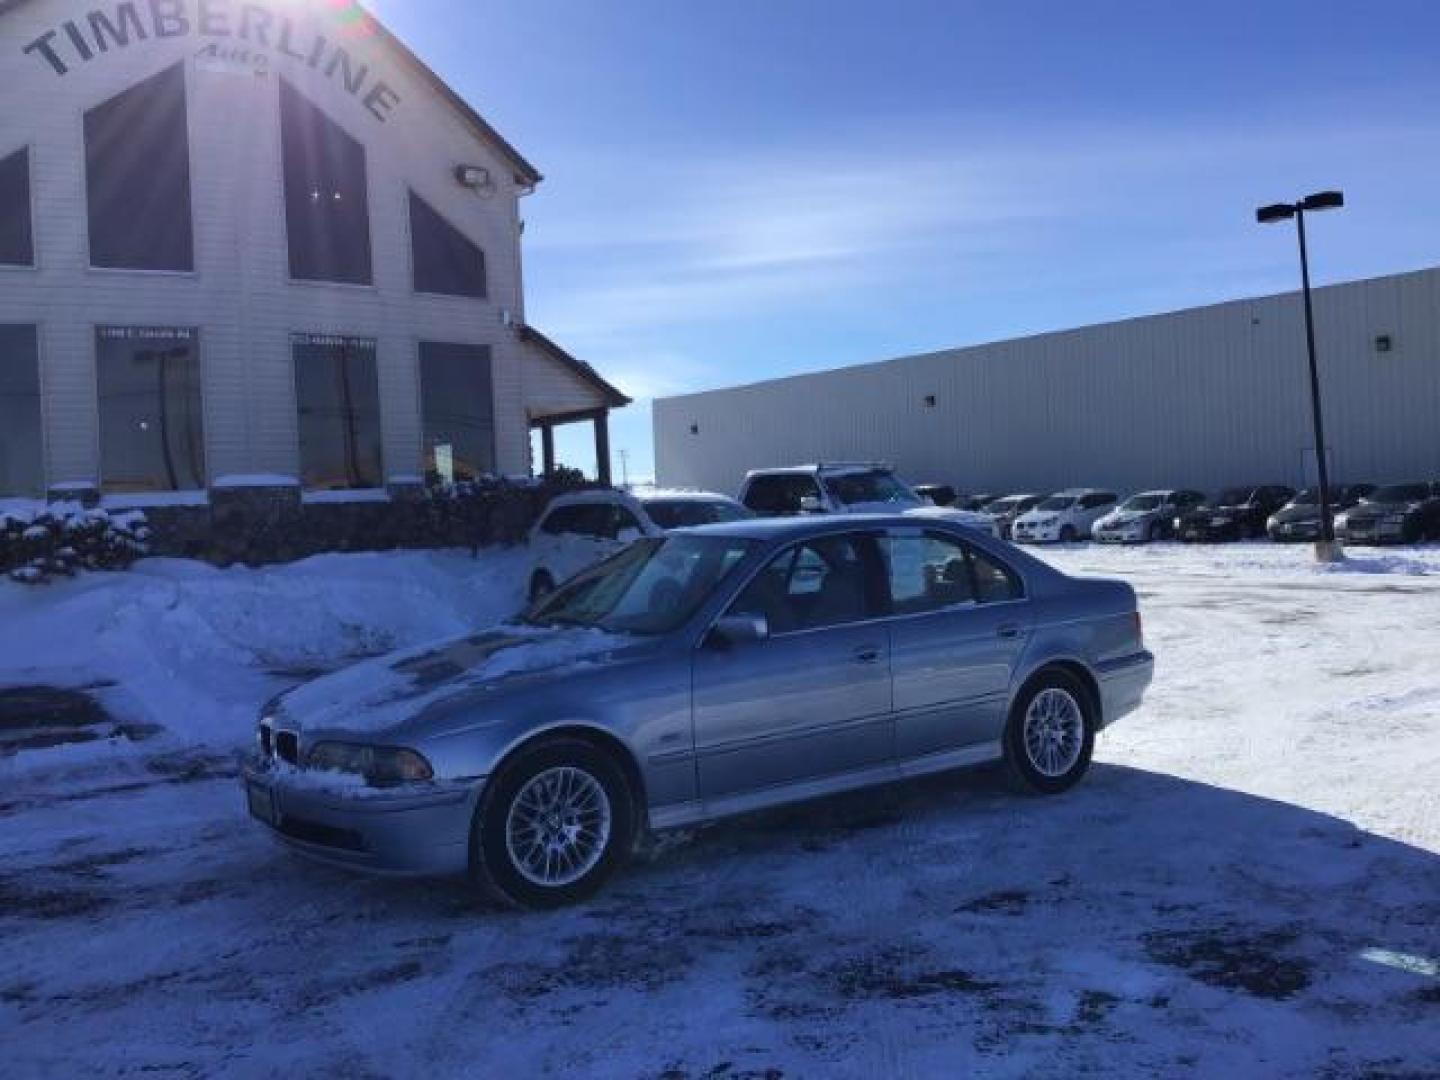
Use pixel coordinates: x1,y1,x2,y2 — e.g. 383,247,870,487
243,516,1153,908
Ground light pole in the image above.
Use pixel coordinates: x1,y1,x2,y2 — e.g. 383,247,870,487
1256,190,1345,562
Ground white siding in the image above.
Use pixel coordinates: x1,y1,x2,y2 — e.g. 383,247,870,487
0,0,586,490
655,267,1440,496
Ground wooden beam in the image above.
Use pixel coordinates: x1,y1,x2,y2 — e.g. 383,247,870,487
541,424,555,476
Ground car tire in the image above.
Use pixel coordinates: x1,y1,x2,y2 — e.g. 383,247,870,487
529,571,555,603
1145,521,1161,544
1059,525,1078,544
470,737,637,909
1002,669,1096,795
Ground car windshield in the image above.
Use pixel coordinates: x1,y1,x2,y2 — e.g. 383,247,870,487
1290,487,1339,505
1368,484,1429,503
1036,496,1076,511
1215,488,1251,506
823,470,920,507
1121,494,1164,512
524,535,754,635
642,499,751,530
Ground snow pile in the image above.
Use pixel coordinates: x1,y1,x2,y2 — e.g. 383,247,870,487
0,548,533,749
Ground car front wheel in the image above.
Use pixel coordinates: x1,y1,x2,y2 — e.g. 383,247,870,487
1003,671,1096,795
471,738,636,909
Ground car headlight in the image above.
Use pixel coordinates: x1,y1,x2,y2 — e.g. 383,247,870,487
306,741,434,785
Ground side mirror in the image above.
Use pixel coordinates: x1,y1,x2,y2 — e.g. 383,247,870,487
710,613,770,647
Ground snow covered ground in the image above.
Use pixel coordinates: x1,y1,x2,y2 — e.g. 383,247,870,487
2,543,1438,1078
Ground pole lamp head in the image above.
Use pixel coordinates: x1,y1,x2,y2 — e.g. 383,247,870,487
1300,190,1344,212
1256,202,1296,224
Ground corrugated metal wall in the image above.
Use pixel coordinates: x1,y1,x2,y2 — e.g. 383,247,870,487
654,267,1440,496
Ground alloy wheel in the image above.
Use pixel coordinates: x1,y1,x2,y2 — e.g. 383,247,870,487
504,766,613,887
1022,688,1085,778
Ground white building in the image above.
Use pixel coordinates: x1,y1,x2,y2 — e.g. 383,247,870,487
0,0,628,505
654,267,1440,497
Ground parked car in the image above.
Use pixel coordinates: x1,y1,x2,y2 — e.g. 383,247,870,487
527,489,748,601
1012,489,1119,544
1336,482,1440,545
1267,485,1375,543
1174,486,1295,542
1092,489,1206,544
244,515,1153,907
737,464,996,533
983,493,1048,541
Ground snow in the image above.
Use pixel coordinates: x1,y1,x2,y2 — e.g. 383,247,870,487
2,542,1439,1076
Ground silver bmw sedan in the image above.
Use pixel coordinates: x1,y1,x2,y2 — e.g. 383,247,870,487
243,515,1153,908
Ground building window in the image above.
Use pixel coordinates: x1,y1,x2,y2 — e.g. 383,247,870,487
419,342,493,484
293,334,382,489
280,80,373,285
96,327,205,492
409,192,486,298
84,64,194,272
0,325,42,496
0,148,33,267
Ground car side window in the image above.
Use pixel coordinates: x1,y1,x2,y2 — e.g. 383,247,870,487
611,506,643,540
883,533,976,615
743,475,821,515
540,505,580,535
972,550,1022,603
729,534,876,633
1081,492,1114,509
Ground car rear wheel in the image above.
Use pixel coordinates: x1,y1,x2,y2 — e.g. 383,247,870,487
529,571,555,603
471,738,636,909
1003,670,1096,795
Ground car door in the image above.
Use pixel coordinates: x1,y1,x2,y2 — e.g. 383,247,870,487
882,529,1032,766
691,531,893,801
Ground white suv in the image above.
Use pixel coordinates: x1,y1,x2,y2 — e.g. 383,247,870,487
527,488,748,601
738,464,997,534
1012,489,1118,544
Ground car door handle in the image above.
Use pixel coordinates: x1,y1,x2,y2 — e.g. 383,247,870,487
853,645,883,664
996,624,1022,640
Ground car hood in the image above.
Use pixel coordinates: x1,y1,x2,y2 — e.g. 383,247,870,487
273,625,639,738
1272,504,1321,523
1097,509,1157,527
1351,500,1421,514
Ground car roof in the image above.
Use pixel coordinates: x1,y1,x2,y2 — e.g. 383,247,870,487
543,489,638,508
743,463,892,479
633,489,739,504
675,513,959,542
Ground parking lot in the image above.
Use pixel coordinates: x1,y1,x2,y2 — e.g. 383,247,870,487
2,543,1438,1078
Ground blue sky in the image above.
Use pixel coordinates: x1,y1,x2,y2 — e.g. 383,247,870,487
371,0,1440,482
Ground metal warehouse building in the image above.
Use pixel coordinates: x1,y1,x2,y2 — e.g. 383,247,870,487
0,0,628,507
654,266,1440,497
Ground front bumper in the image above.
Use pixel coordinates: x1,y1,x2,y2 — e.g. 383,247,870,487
1338,520,1408,545
1096,651,1154,729
1012,524,1062,544
242,760,484,877
1092,524,1146,544
1176,519,1247,542
1269,519,1321,542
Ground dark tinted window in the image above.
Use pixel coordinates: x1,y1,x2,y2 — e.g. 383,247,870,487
972,551,1022,603
84,64,194,272
884,533,977,615
96,327,204,492
541,503,609,537
293,334,381,489
0,148,33,267
419,342,493,484
1081,491,1116,509
742,474,822,514
0,325,42,495
612,506,643,538
729,534,876,633
280,80,372,285
1369,484,1430,503
642,499,750,529
409,191,486,298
